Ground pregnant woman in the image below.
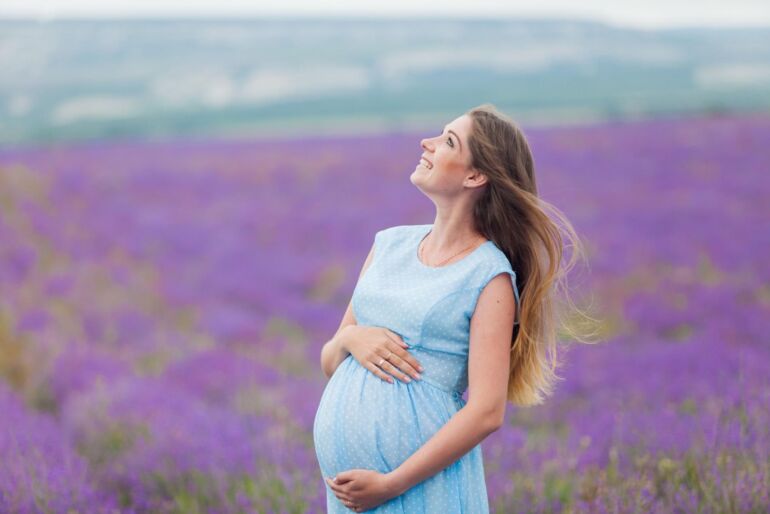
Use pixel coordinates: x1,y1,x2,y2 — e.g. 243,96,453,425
313,103,584,512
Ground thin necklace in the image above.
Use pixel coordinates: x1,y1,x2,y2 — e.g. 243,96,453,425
419,230,486,267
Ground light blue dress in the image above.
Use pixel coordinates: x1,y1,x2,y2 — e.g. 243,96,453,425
313,224,521,513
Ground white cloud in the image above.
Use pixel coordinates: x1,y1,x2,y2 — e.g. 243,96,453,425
51,95,143,124
239,65,370,105
149,70,237,107
693,63,770,88
147,65,370,108
7,94,34,116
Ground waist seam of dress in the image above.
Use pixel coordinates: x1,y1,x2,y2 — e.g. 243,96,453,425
418,375,464,399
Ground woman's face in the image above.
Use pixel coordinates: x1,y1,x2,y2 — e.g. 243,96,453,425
411,114,486,195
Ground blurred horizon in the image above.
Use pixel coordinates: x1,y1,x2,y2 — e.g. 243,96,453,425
2,17,769,150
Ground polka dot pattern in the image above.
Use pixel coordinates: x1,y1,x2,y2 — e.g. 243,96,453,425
313,224,520,513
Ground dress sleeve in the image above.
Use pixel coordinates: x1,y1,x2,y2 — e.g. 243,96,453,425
372,228,389,264
372,230,382,261
476,261,521,326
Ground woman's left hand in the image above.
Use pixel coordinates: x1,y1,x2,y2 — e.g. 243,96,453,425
325,469,398,512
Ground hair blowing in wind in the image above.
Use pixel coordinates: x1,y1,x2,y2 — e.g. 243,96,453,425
466,103,601,407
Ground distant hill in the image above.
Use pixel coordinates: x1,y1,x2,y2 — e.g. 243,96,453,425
1,17,769,147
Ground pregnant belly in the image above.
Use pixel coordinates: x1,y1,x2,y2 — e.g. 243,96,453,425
313,355,463,478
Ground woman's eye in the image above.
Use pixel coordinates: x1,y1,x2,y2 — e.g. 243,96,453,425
447,137,454,147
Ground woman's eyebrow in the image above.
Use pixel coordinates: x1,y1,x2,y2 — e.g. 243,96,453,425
443,126,463,151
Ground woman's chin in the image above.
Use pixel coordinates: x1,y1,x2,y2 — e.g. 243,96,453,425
409,169,433,191
413,163,432,177
411,165,427,178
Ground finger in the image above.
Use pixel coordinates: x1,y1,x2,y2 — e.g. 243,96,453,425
381,347,423,381
382,328,409,349
325,477,350,493
333,487,353,499
336,491,355,502
383,340,424,377
375,347,416,383
326,481,354,501
379,359,414,384
397,347,425,376
364,360,395,384
331,471,353,483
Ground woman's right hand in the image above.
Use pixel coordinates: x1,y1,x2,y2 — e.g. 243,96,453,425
339,325,424,384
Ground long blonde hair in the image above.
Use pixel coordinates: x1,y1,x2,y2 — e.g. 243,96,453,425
467,103,599,406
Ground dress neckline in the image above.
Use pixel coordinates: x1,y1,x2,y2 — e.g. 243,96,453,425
413,224,492,270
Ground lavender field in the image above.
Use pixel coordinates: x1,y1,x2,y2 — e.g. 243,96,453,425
0,113,768,513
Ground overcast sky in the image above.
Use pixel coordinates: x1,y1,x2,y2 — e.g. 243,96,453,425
1,0,769,29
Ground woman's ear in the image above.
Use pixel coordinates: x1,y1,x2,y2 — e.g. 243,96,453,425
465,168,488,189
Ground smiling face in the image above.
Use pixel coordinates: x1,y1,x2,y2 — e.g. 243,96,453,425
410,114,487,196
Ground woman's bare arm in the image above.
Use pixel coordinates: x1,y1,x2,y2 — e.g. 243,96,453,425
320,241,376,378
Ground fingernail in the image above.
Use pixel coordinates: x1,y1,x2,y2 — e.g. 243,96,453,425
415,373,421,380
419,366,425,372
405,377,411,382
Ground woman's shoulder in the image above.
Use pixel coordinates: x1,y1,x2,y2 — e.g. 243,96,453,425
475,243,517,291
481,240,514,270
471,241,521,323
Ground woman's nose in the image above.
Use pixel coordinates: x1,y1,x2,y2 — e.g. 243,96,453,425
421,138,433,150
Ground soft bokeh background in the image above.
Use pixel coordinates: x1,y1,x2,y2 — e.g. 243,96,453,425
1,2,769,513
